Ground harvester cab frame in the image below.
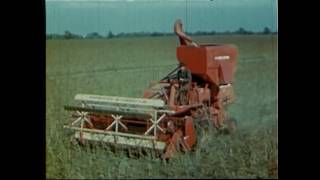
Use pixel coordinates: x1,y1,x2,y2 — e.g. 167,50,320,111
63,19,238,159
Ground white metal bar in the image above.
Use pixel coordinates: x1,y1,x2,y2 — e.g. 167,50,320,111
76,111,82,116
83,117,93,127
74,131,166,150
111,115,123,120
144,114,166,135
156,114,166,124
75,94,165,108
80,117,84,129
157,125,165,133
159,110,175,114
154,112,157,137
64,125,156,140
161,88,169,101
155,114,165,135
86,103,155,114
115,118,119,133
106,115,124,132
144,112,156,135
80,116,84,142
118,121,128,131
144,124,155,135
67,104,176,115
148,118,155,124
106,120,117,130
71,117,82,126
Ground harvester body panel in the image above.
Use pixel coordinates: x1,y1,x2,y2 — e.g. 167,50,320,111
176,44,237,86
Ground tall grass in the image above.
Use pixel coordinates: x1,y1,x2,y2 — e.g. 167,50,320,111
46,35,277,179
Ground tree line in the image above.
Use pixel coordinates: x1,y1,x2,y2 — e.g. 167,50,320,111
46,27,277,40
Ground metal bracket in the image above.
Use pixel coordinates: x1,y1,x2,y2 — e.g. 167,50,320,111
144,113,166,136
105,114,128,132
70,111,93,127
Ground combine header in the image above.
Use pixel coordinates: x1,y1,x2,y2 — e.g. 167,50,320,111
64,19,238,159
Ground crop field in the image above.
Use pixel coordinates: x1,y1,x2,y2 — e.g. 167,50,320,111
46,35,277,179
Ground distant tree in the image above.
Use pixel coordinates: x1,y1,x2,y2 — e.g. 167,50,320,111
47,34,64,39
63,30,83,39
224,30,231,35
194,31,209,36
108,31,114,38
150,32,163,37
46,34,52,39
86,32,103,39
263,27,271,34
236,27,247,34
246,30,254,35
64,30,72,39
116,32,125,37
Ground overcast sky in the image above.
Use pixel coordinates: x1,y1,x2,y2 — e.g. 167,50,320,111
46,0,278,35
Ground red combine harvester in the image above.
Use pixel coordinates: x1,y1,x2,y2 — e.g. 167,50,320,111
64,20,238,159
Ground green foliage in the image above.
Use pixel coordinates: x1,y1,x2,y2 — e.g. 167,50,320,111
263,27,272,34
108,31,115,39
86,32,103,39
46,35,278,179
64,30,83,39
46,28,277,40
